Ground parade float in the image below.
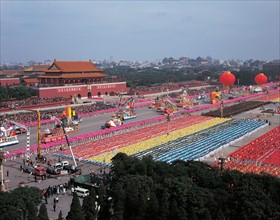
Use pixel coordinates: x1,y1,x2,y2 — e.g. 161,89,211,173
101,117,123,129
160,98,178,115
101,97,136,129
41,106,80,143
0,124,19,148
149,98,163,110
115,97,137,120
176,91,192,108
210,89,222,104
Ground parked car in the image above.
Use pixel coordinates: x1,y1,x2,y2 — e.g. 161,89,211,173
46,165,62,175
33,166,47,179
63,164,82,174
61,160,69,167
74,187,89,197
21,164,35,174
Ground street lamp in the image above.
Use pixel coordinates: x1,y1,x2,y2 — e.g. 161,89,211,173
217,156,230,174
220,101,224,118
166,113,170,135
0,149,6,191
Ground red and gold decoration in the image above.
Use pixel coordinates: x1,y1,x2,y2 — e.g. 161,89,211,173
219,71,236,89
254,73,268,87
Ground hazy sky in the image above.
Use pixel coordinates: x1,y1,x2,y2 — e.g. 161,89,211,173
1,1,279,64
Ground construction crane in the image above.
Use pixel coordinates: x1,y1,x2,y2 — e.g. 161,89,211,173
24,109,42,161
52,116,77,168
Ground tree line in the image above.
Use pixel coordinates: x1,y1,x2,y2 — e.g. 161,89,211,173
1,154,280,219
0,66,278,102
105,153,280,220
0,86,36,103
105,66,279,88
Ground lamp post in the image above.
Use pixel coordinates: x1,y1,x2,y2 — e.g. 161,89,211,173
0,150,6,191
218,157,226,173
218,156,229,174
220,101,224,118
167,113,170,135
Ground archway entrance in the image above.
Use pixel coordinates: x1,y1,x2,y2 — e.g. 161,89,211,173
87,92,92,98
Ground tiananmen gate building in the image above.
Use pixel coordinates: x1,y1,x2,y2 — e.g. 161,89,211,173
35,60,128,98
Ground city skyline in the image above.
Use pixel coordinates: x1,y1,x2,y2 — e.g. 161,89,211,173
1,1,279,64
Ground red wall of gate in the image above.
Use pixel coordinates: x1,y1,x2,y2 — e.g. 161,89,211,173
38,82,128,98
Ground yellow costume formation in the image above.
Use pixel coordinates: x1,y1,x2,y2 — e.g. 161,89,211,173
90,117,230,164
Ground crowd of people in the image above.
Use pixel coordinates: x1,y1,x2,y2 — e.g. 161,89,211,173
202,101,270,118
0,103,117,124
0,97,72,109
41,182,70,211
229,126,280,166
224,126,280,176
129,84,208,96
42,182,70,198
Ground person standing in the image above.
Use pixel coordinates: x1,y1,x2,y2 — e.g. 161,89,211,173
53,203,56,212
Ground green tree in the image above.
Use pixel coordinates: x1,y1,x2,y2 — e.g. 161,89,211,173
112,182,125,220
37,203,49,220
189,209,199,220
0,187,42,220
97,182,106,206
157,188,170,220
66,193,85,220
12,186,42,205
216,208,226,220
202,209,212,220
57,210,64,220
168,198,179,220
27,200,38,220
145,191,159,220
83,188,97,220
97,181,107,219
83,154,280,219
0,192,25,220
123,175,153,219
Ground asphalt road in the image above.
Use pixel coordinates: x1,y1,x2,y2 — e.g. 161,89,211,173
6,107,161,151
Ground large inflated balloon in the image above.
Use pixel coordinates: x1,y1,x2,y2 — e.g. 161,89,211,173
219,71,236,87
254,73,268,86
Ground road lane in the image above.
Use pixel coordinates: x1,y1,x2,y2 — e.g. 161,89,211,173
5,107,161,152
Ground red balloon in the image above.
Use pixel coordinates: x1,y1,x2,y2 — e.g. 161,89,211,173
219,71,236,87
254,73,268,85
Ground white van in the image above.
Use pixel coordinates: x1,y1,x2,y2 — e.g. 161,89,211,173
61,160,69,167
53,162,63,170
74,187,89,197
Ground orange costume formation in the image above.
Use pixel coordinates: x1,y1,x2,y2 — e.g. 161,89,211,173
210,90,221,104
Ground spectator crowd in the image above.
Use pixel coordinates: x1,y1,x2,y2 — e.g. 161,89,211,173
0,97,72,109
0,103,116,124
